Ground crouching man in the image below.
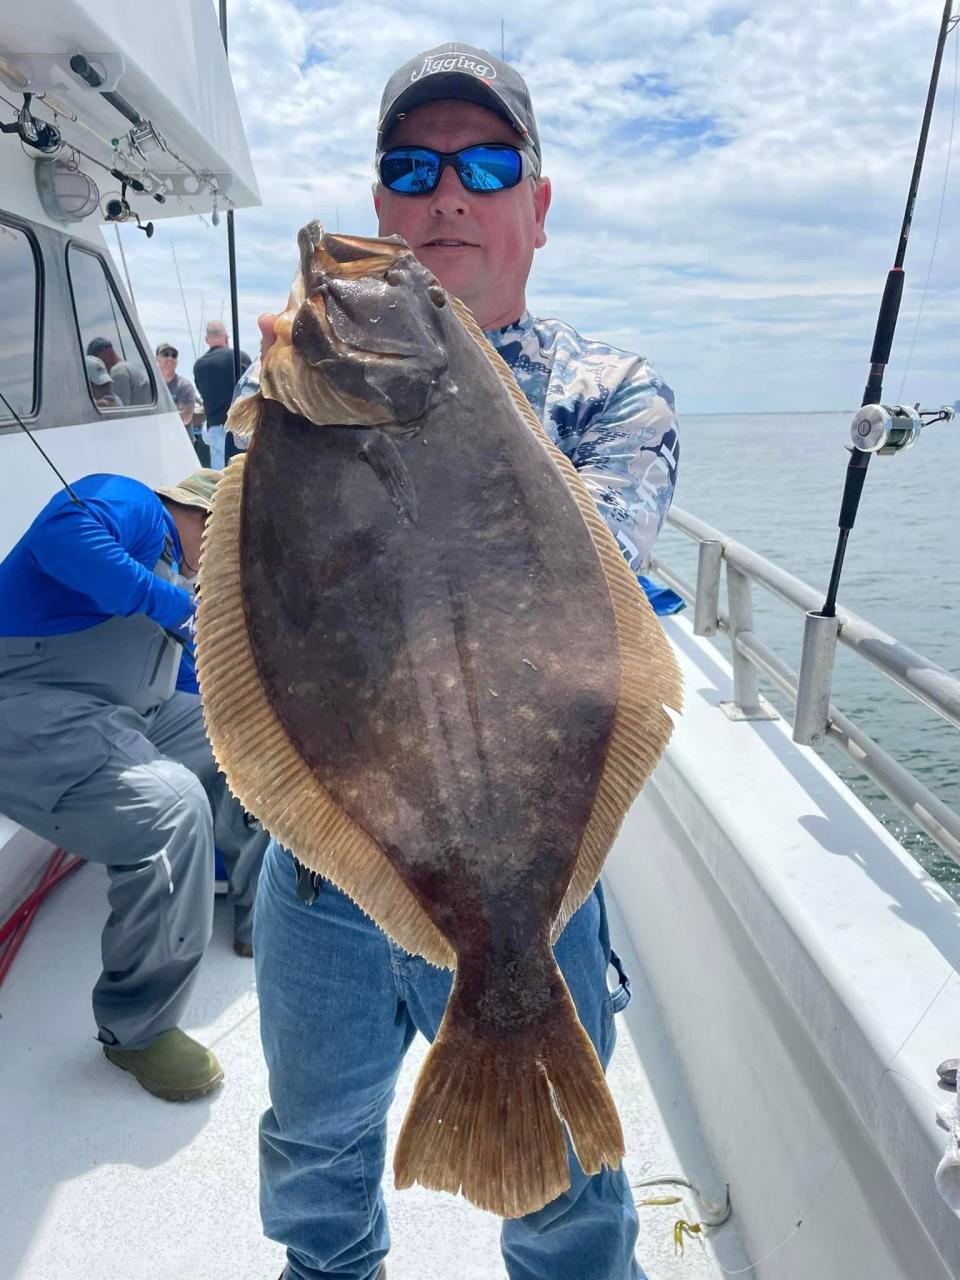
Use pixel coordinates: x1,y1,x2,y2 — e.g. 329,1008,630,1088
0,470,269,1099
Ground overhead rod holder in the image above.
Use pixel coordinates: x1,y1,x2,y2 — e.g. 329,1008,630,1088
68,52,145,128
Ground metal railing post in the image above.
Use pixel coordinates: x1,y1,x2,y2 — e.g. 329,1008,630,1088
693,540,722,636
721,565,777,721
726,565,759,713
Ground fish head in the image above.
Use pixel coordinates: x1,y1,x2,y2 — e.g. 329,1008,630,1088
260,222,451,430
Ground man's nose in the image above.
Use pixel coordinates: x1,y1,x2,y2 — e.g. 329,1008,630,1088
428,162,468,216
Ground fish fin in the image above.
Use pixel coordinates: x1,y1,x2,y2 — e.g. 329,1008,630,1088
393,959,623,1218
195,453,454,969
446,294,683,937
359,430,419,524
224,387,263,442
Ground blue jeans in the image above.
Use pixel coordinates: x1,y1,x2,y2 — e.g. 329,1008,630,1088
254,840,644,1280
206,423,226,470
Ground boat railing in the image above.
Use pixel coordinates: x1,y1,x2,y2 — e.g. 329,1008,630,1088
651,505,960,866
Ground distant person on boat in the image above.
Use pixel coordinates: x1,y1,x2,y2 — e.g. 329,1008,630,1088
84,354,122,409
243,44,679,1280
193,320,250,470
86,336,152,407
155,341,197,435
0,469,269,1101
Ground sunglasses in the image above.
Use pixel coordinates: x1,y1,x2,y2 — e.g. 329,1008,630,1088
157,348,178,358
377,143,537,195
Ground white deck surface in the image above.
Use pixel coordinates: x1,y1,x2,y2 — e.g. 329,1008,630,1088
0,863,745,1280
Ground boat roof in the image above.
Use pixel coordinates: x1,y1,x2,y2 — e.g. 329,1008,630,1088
0,0,260,221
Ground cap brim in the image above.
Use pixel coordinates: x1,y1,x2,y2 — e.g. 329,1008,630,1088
379,74,530,144
154,485,214,514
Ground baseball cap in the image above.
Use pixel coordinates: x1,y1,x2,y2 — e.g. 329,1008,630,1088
87,336,113,357
377,43,541,164
155,468,220,514
156,342,179,358
84,355,112,386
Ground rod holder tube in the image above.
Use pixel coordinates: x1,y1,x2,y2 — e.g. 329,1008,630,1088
793,610,840,746
726,565,759,713
693,540,723,636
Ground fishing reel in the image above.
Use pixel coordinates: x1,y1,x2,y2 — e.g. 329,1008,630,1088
849,402,955,455
0,93,61,155
104,194,153,237
103,174,156,238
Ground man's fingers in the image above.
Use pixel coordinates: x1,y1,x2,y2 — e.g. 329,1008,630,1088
258,313,279,357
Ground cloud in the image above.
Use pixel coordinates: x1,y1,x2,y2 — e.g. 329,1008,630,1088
114,0,960,412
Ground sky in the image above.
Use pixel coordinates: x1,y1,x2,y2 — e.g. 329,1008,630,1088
111,0,960,415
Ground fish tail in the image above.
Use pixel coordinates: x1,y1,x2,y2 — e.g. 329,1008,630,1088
393,970,624,1218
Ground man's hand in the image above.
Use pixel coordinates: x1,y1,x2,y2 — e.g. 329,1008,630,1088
170,601,198,647
258,313,278,358
258,280,299,358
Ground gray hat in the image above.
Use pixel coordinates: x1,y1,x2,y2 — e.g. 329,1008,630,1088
377,43,541,163
85,355,112,386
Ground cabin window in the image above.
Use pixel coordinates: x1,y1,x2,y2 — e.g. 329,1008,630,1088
66,245,155,411
0,220,40,423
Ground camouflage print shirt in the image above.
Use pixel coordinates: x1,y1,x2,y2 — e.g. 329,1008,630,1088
486,310,678,572
230,308,678,572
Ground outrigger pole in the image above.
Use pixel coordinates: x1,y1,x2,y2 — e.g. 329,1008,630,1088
793,0,958,746
219,0,243,390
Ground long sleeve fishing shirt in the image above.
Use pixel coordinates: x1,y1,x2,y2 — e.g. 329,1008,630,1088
230,309,679,577
0,474,192,637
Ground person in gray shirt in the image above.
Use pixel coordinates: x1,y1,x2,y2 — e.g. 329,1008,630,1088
86,336,152,407
155,341,197,431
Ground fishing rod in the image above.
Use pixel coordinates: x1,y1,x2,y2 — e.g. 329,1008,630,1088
0,389,84,506
219,0,243,392
793,0,958,747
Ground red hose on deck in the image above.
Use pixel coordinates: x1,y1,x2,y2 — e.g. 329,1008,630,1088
0,848,85,988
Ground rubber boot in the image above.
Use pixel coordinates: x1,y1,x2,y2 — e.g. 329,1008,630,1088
103,1027,224,1100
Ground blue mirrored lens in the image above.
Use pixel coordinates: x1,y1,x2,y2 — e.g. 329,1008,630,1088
380,145,525,194
380,148,441,194
456,146,523,191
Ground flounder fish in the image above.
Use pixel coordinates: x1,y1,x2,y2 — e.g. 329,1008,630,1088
197,221,682,1218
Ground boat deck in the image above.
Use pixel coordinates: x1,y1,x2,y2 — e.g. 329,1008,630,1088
1,862,746,1280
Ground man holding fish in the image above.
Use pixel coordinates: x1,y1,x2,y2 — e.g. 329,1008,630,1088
226,43,680,1280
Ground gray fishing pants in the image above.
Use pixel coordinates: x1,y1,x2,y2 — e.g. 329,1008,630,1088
0,680,268,1049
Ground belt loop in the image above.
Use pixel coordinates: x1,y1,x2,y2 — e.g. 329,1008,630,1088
292,855,323,906
595,881,632,1013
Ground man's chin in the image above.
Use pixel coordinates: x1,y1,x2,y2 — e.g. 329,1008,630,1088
418,260,480,304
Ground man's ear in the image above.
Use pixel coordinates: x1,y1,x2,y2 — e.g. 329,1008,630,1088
533,176,552,250
372,181,383,228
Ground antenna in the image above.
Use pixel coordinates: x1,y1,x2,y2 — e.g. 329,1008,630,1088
171,242,198,361
501,19,505,59
112,222,136,308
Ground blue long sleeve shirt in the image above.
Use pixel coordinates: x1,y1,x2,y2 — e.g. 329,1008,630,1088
0,474,193,637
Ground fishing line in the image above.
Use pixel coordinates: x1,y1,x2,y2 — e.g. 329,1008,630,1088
0,91,237,211
0,389,84,505
897,17,959,402
710,965,956,1275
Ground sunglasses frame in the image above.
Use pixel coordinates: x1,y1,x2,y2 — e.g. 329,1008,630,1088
157,348,178,358
376,142,539,195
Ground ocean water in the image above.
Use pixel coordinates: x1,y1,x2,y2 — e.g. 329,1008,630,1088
653,411,960,897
